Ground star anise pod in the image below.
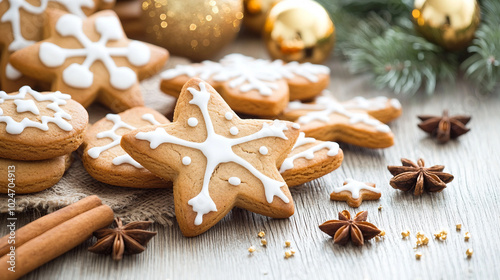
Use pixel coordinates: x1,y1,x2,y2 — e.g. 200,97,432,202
319,210,381,246
387,158,454,196
88,217,157,261
418,110,471,143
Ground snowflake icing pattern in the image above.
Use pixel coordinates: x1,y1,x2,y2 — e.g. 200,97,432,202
0,86,72,134
161,53,330,96
88,113,161,168
136,82,291,225
1,0,94,78
39,13,151,90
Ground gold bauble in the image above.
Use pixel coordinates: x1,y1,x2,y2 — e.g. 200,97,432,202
263,0,335,63
412,0,480,51
243,0,282,34
141,0,243,61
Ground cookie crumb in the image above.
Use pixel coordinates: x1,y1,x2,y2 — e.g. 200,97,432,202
378,205,383,211
285,240,291,247
248,246,256,253
415,252,422,260
466,248,473,258
465,232,471,241
434,230,448,241
258,231,265,238
456,224,462,231
379,230,386,237
401,230,410,238
261,239,267,246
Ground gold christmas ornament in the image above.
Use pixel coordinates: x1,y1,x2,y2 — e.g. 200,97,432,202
412,0,480,51
263,0,335,64
141,0,243,61
243,0,282,34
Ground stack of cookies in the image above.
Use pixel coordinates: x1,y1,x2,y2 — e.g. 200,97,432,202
0,86,88,193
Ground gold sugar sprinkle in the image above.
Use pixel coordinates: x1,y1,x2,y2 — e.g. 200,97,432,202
379,230,386,237
466,248,473,258
261,239,267,246
415,253,422,260
434,230,448,241
401,230,410,238
290,249,296,255
248,246,256,253
465,232,471,241
284,251,293,259
258,231,265,238
456,224,462,231
285,240,291,247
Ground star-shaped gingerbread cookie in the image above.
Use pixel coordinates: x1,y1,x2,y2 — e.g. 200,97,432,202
330,178,381,208
160,53,330,117
81,107,170,188
280,132,344,187
0,0,115,92
121,78,300,236
281,92,402,148
9,9,168,112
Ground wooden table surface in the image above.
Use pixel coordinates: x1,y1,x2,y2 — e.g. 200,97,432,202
2,35,500,280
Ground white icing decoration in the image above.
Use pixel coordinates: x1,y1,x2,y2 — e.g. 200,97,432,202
390,98,402,109
229,126,239,135
228,177,241,186
342,95,402,111
135,82,291,226
5,63,22,80
14,99,39,115
279,132,339,173
160,53,330,96
1,0,95,80
38,14,150,90
87,113,160,168
292,123,300,129
188,117,198,127
287,95,391,133
0,86,72,134
259,146,268,155
224,112,233,120
182,156,191,165
141,113,161,125
333,178,381,199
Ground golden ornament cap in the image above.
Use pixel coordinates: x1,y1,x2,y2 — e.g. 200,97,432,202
412,0,480,51
243,0,283,34
263,0,335,63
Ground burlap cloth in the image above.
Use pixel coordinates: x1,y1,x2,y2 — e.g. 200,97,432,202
0,57,194,226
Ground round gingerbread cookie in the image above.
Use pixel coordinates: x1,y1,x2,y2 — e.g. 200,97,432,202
0,86,88,161
0,154,73,194
80,107,170,188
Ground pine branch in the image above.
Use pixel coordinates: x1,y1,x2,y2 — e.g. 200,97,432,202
340,16,457,95
461,0,500,92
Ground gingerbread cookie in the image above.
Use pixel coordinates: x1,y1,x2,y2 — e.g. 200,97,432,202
9,9,169,112
0,86,88,161
160,53,330,117
330,178,381,208
281,92,402,148
0,154,72,194
280,132,343,187
0,0,115,92
81,107,170,188
121,78,300,236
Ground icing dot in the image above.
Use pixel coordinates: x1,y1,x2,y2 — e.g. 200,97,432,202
182,156,191,165
188,117,198,127
225,112,233,120
292,123,300,129
228,177,241,186
230,126,239,135
259,146,268,155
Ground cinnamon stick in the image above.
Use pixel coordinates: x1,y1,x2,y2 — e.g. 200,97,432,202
0,195,102,256
0,204,114,280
